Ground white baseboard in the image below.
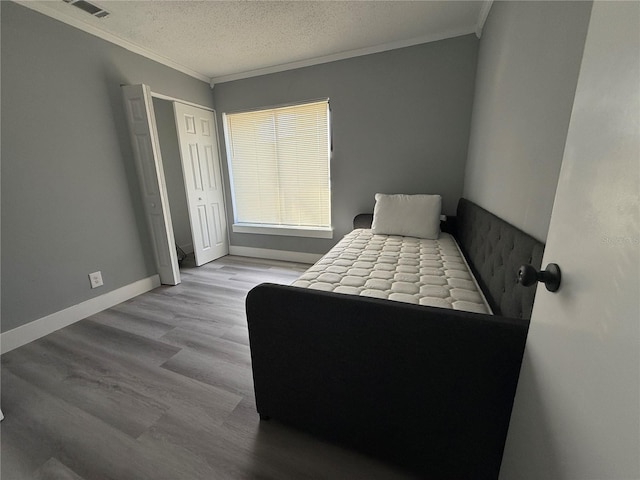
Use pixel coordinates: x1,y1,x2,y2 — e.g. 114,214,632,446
229,246,322,264
0,275,161,354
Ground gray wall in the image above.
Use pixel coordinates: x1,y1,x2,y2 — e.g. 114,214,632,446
1,2,214,332
464,1,592,242
214,35,479,254
153,98,193,253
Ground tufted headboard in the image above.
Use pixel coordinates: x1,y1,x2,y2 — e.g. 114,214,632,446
455,198,544,320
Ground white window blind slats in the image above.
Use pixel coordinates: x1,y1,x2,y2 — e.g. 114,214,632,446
225,100,331,229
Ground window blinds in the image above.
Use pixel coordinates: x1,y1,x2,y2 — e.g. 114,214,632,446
225,100,331,228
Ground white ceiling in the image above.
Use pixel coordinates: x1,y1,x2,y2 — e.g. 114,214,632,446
19,0,491,85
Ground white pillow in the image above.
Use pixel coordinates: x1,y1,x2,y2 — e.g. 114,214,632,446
371,193,441,239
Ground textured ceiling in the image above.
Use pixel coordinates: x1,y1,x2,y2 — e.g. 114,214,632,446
21,1,487,84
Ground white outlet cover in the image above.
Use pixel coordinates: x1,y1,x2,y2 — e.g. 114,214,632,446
89,271,103,288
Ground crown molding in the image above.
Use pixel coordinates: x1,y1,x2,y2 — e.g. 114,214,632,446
14,0,482,88
210,26,476,86
14,0,211,83
475,0,494,38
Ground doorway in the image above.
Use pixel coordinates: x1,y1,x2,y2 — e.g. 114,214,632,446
153,97,230,269
122,84,229,284
153,98,195,263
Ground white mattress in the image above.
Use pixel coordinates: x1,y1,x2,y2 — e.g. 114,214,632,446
292,229,492,314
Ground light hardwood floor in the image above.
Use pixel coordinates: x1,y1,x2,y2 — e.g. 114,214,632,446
1,255,416,480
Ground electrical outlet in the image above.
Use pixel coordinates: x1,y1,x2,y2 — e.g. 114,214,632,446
89,271,103,289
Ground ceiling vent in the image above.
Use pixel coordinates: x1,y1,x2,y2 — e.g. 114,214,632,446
62,0,110,19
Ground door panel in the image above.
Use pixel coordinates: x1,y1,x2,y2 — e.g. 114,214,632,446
184,114,196,134
133,135,158,194
174,102,229,266
188,144,203,191
197,205,212,249
122,84,180,285
500,3,639,478
201,118,211,137
212,203,223,245
204,145,217,189
150,214,172,267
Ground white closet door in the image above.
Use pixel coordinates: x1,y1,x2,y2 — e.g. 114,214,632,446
122,84,180,285
174,102,228,266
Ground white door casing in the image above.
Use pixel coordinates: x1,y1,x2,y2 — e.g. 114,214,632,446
499,3,639,479
122,84,180,285
174,102,229,266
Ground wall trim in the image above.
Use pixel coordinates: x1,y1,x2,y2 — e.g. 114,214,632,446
15,1,210,83
229,246,322,265
210,27,476,85
475,0,494,38
14,1,479,88
232,223,334,239
150,92,215,112
0,275,161,354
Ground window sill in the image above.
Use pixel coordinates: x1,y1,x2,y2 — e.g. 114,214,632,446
232,223,333,239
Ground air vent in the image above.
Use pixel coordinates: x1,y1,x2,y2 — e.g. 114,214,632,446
62,0,110,19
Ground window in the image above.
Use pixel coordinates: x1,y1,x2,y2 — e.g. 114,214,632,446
223,100,332,238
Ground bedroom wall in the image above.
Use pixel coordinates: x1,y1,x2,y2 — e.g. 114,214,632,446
153,98,193,254
463,0,592,242
213,35,479,256
1,2,214,333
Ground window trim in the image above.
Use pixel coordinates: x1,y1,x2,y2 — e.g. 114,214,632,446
224,97,330,116
232,223,333,239
223,99,332,237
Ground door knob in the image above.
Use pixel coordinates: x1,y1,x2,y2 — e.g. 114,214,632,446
517,263,561,292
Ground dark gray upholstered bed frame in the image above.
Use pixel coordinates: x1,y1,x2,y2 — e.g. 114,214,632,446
245,198,544,479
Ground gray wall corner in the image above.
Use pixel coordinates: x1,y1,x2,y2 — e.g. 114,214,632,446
1,2,214,332
463,0,593,242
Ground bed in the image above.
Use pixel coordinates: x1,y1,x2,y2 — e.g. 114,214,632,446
245,197,544,479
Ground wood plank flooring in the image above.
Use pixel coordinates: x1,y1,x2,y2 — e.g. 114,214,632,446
1,255,416,480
